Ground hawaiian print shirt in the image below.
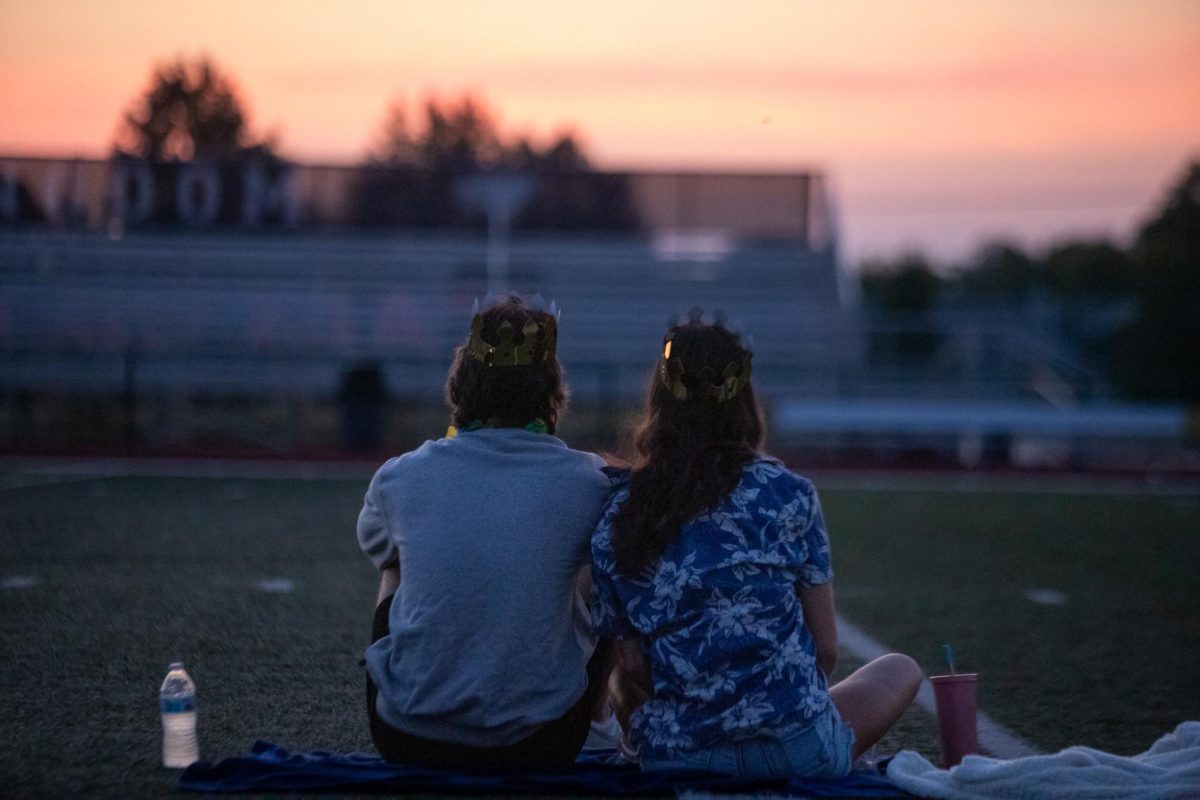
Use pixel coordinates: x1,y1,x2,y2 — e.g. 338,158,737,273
590,458,834,758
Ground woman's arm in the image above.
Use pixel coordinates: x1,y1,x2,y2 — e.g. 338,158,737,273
376,559,400,606
799,581,838,677
609,638,653,730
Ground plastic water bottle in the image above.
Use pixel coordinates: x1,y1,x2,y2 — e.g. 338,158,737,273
160,662,199,768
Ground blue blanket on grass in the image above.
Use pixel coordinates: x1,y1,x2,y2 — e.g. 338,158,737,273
179,740,910,797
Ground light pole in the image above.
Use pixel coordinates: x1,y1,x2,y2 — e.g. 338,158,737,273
456,173,534,294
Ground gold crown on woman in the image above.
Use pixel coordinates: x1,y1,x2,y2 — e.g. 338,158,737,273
659,307,753,403
466,293,560,367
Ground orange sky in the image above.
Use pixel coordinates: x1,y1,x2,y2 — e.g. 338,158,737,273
1,0,1197,262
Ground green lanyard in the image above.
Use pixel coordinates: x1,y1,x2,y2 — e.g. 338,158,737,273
447,418,549,438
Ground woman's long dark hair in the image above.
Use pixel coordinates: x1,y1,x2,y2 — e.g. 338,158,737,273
611,322,764,576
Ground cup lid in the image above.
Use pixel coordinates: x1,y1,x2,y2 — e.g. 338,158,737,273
930,672,977,683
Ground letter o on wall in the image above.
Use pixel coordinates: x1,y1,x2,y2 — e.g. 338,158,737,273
177,163,221,226
109,162,155,224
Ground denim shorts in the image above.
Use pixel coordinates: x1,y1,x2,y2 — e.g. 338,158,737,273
640,704,855,779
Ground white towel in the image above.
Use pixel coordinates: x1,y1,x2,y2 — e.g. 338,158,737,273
887,721,1200,800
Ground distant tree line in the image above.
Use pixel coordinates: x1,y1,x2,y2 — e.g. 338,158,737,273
110,56,637,232
859,161,1200,402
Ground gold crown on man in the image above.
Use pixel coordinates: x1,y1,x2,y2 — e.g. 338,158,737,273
466,294,559,367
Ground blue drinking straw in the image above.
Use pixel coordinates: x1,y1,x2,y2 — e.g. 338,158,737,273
942,643,957,675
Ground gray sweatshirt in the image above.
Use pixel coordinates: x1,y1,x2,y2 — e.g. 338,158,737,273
358,427,612,746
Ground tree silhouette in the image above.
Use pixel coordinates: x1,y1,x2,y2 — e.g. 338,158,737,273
861,253,941,313
1111,160,1200,401
108,57,287,227
513,136,639,232
366,96,511,172
115,57,267,160
958,242,1042,303
419,97,505,171
1043,241,1132,298
859,254,945,366
353,95,637,231
367,103,420,167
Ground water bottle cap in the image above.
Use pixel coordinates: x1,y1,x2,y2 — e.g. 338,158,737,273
169,661,184,670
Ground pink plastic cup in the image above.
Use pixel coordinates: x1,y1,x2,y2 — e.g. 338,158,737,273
930,673,979,767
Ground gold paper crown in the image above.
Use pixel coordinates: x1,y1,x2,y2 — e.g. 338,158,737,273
466,314,558,367
658,312,753,403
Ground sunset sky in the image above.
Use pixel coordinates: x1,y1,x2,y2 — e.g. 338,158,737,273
1,0,1197,264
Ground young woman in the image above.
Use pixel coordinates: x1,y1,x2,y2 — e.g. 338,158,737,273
591,315,922,777
357,296,614,767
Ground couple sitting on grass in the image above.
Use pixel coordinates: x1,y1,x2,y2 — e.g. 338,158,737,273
356,295,921,777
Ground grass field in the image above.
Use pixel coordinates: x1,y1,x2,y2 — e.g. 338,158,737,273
1,466,1197,797
822,480,1200,756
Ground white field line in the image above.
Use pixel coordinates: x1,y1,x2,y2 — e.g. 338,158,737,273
836,613,1039,759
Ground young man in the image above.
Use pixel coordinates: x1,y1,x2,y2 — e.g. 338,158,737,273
357,296,614,767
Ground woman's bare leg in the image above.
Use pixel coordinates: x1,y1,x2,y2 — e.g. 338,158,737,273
829,653,923,760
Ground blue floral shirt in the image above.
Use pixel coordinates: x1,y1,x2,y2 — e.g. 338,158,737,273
590,458,834,758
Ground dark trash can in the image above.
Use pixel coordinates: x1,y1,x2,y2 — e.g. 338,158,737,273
339,364,388,454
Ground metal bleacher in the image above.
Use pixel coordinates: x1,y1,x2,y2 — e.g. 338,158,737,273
0,230,849,404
